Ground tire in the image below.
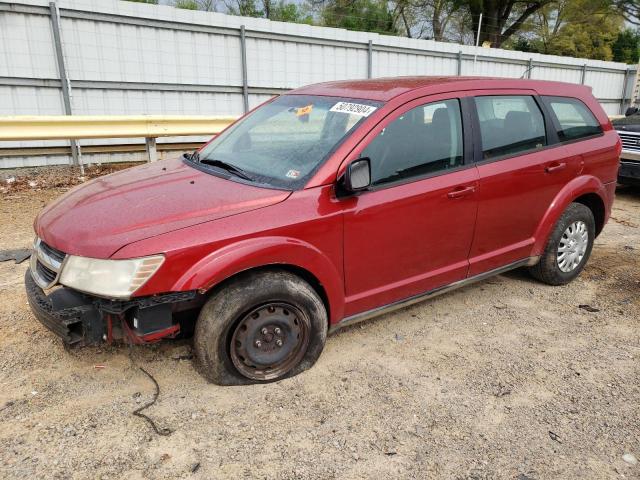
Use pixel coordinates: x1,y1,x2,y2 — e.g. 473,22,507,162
529,202,595,286
194,269,327,385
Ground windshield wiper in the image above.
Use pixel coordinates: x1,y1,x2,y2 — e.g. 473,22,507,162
199,157,254,181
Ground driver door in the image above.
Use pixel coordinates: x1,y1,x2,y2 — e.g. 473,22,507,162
342,95,479,316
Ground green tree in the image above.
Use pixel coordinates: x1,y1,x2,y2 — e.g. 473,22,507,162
466,0,553,48
395,0,466,41
321,0,398,34
225,0,262,16
175,0,199,8
174,0,217,10
612,28,640,63
547,16,621,60
420,0,639,49
270,1,314,23
506,0,625,61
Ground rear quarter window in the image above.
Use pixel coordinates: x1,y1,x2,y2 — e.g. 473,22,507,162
543,96,602,142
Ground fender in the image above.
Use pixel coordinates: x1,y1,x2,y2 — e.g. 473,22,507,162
531,174,608,256
171,236,345,323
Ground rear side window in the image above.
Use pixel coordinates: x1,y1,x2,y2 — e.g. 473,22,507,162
474,96,546,159
362,99,464,186
543,96,602,142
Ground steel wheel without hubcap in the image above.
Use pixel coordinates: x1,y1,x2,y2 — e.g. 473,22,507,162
230,302,310,381
557,220,589,273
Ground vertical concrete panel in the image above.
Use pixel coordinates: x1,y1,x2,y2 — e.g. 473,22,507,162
0,11,58,78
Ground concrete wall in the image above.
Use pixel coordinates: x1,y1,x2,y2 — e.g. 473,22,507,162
0,0,637,168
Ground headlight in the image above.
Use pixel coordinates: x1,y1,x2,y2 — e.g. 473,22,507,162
59,255,165,299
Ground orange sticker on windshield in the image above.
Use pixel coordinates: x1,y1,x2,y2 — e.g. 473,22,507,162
296,105,313,117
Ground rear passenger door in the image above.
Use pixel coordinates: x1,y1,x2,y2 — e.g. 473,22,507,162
468,91,582,276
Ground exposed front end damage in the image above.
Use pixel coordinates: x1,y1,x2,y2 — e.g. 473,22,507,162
25,269,201,347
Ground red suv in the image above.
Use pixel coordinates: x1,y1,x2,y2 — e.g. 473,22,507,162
26,77,619,384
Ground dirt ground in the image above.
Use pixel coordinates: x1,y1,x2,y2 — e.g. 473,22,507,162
0,167,638,480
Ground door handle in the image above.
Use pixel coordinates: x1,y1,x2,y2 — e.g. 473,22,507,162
447,185,476,199
545,162,567,173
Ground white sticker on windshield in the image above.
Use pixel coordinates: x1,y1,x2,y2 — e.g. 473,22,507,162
330,102,377,117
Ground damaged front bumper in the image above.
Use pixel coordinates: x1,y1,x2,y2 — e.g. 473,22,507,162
25,269,199,347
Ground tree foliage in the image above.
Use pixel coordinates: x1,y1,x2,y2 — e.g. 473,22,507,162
145,0,640,62
270,2,314,23
612,28,640,62
466,1,553,48
505,0,627,61
175,0,200,9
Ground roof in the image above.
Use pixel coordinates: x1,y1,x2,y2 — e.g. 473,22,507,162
289,76,588,102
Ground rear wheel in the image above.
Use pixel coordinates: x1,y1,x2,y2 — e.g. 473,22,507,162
194,270,327,385
529,202,595,286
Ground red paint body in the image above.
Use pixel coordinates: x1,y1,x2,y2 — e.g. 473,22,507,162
35,77,619,326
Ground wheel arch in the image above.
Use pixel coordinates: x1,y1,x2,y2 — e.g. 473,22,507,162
573,192,606,237
207,264,331,322
171,236,345,323
532,175,609,255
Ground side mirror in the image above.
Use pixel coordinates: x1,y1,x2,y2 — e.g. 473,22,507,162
625,106,638,117
342,158,371,193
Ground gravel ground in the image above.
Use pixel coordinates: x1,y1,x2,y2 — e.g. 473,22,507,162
0,168,638,480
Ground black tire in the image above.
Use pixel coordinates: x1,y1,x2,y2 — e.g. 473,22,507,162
529,202,595,286
194,269,327,385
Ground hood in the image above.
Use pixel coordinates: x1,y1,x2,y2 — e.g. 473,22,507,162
36,157,290,258
612,115,640,132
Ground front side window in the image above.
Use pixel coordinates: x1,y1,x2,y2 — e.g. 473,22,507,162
474,95,546,159
543,96,602,142
361,99,464,186
196,95,382,189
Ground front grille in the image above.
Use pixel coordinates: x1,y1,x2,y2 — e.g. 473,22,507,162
617,131,640,152
39,240,65,265
35,259,56,284
30,238,67,289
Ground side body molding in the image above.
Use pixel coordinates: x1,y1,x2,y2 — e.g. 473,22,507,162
171,236,345,323
531,174,610,256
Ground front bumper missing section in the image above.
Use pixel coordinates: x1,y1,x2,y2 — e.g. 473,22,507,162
25,269,198,347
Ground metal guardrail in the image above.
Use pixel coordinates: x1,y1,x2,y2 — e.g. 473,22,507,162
0,115,237,166
0,113,625,170
0,115,236,140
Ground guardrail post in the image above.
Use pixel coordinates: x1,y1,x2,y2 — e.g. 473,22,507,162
367,40,373,79
580,64,587,84
145,137,158,162
240,25,249,114
457,51,462,76
49,1,82,173
527,58,533,78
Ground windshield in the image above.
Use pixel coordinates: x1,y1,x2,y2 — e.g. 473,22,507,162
194,95,382,189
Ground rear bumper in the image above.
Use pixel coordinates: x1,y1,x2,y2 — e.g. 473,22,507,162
619,159,640,184
620,150,640,162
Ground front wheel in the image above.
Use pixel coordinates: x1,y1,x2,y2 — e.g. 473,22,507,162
194,270,327,385
529,202,595,286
